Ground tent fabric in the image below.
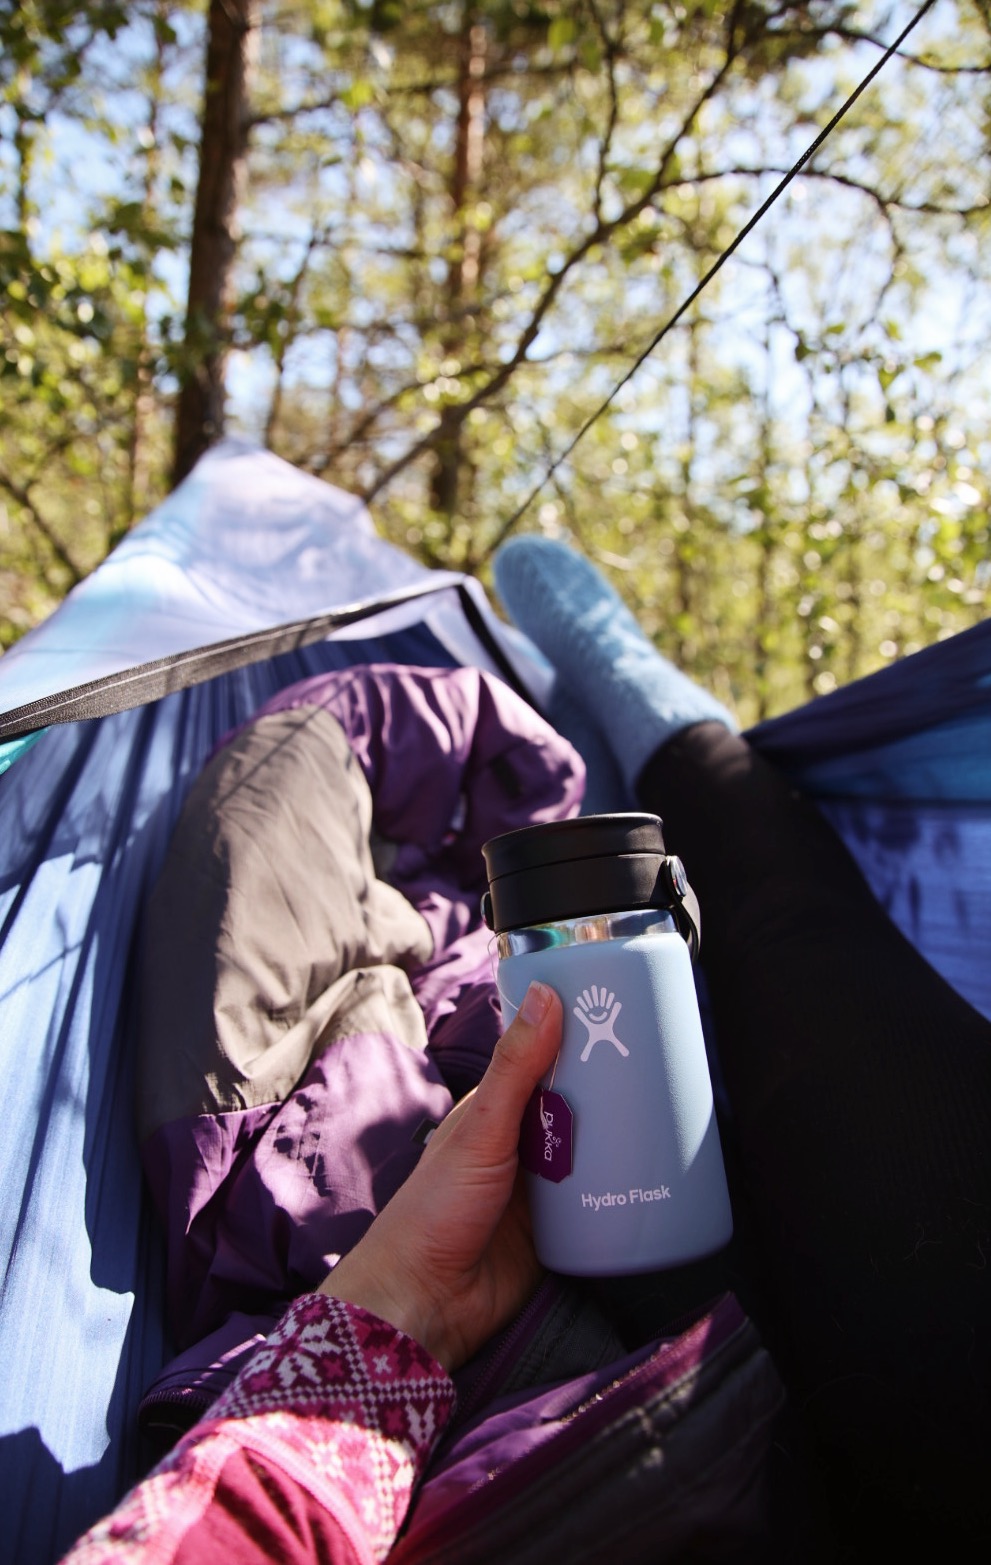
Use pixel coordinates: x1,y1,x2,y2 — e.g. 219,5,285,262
0,439,541,723
1,442,989,1564
0,440,550,765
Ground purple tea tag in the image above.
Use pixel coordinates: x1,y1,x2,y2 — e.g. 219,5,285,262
519,1088,573,1182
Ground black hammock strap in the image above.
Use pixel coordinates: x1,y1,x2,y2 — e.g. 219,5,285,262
0,577,531,742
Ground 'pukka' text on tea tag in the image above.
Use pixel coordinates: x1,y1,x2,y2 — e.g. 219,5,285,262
519,1087,573,1182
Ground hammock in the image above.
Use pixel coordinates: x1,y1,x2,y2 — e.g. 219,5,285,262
1,440,989,1564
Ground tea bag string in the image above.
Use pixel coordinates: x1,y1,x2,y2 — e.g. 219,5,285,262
489,935,563,1092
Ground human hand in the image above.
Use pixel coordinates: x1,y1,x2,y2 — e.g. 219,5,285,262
320,980,562,1372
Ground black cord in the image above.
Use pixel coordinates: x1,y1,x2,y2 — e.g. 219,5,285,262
496,0,942,541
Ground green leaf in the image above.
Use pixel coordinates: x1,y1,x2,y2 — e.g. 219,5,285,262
342,77,374,110
548,17,576,50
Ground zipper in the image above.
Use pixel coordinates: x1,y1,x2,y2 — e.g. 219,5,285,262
396,1292,748,1561
451,1273,561,1426
0,579,537,741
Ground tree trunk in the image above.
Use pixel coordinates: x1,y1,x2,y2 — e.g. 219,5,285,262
125,3,168,528
171,0,257,489
429,12,487,520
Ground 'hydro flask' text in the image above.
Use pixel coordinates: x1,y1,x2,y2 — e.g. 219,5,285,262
581,1186,671,1211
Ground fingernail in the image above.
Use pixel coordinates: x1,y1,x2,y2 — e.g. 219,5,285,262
519,980,552,1026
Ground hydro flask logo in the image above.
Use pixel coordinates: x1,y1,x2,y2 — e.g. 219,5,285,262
574,987,630,1063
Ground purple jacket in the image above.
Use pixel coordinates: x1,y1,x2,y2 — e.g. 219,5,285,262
134,664,584,1430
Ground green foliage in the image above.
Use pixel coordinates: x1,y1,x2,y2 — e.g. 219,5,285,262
2,0,991,721
0,0,198,643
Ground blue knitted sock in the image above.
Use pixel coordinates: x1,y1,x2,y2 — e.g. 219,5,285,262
493,536,737,791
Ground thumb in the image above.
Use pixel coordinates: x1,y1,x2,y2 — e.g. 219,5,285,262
457,981,563,1163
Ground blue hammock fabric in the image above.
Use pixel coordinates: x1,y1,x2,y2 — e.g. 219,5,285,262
0,625,453,1565
1,452,989,1563
752,614,991,1026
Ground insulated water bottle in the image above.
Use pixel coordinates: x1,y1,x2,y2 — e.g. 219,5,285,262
482,813,732,1276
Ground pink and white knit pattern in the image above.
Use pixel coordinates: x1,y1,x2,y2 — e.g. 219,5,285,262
61,1294,456,1565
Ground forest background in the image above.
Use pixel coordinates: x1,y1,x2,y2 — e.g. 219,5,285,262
2,0,990,725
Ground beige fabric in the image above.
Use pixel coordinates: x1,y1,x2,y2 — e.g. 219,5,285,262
136,706,433,1138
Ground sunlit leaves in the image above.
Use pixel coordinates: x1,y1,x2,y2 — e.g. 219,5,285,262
2,0,991,716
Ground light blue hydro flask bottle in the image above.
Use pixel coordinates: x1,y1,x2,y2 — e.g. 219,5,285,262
482,813,732,1276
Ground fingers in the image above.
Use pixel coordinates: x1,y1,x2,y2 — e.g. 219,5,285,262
322,983,562,1372
460,981,563,1161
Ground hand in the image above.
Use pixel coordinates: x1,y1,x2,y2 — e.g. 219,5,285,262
320,980,563,1371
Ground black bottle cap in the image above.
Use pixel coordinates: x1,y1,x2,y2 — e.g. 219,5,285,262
482,812,672,934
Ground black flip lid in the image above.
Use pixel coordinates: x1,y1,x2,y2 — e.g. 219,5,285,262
481,812,700,954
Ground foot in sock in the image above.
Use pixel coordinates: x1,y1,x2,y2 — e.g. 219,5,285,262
492,535,736,792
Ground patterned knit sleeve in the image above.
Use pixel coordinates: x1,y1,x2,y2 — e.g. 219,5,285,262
60,1294,457,1565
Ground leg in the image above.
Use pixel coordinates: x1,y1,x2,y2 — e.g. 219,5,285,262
639,724,991,1547
494,538,991,1548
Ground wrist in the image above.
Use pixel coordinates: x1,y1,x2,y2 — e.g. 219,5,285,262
319,1258,455,1371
